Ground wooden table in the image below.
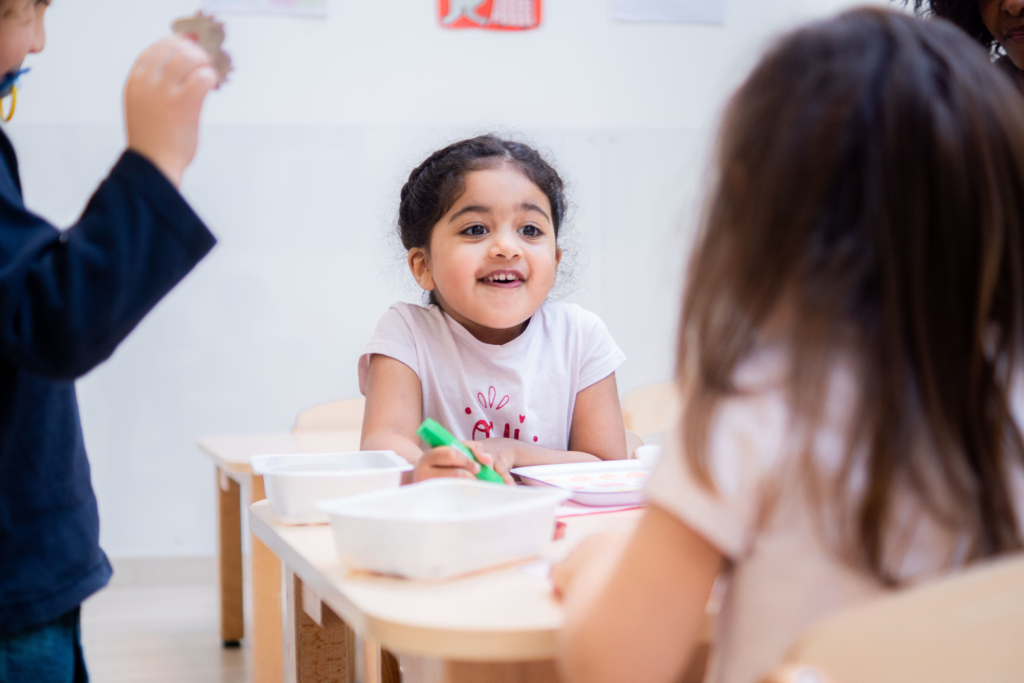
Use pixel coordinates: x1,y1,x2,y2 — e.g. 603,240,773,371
199,431,362,683
249,499,644,683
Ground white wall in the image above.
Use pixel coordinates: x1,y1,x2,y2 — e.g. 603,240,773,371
6,0,882,557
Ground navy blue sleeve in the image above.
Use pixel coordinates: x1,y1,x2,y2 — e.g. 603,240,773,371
0,151,216,380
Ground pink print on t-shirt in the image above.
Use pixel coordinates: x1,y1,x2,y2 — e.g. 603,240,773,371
469,384,533,442
472,419,493,439
477,386,509,411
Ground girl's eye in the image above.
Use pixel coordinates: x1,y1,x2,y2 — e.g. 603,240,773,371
463,224,487,237
520,225,542,238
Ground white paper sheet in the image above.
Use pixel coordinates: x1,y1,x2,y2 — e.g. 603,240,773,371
203,0,328,17
610,0,725,25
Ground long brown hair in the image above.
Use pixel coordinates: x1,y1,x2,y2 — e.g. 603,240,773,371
679,8,1024,582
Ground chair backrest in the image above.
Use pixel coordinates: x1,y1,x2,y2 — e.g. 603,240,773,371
293,398,366,433
761,552,1024,683
621,381,677,439
624,430,644,460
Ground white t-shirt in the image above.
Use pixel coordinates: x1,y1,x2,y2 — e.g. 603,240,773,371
358,302,626,449
646,349,1024,683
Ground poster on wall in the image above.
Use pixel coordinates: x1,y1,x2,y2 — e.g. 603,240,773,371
203,0,328,17
439,0,542,31
610,0,724,25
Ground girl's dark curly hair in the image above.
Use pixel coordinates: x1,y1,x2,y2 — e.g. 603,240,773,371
909,0,998,52
398,135,567,253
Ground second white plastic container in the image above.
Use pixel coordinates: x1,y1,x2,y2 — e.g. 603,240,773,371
635,444,665,469
316,479,571,579
251,451,413,525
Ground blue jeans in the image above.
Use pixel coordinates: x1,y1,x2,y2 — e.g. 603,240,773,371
0,608,88,683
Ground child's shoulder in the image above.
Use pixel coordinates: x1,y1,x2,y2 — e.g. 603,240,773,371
536,302,612,335
385,300,439,319
373,301,448,338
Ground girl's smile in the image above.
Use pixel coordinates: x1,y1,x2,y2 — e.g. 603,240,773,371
480,268,525,287
408,164,561,345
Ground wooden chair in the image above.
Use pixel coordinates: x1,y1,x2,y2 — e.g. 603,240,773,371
761,552,1024,683
622,381,677,439
293,397,365,433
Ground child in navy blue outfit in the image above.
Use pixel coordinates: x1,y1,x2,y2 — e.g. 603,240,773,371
0,1,219,680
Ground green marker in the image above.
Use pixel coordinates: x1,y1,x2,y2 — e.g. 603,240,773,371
416,418,505,485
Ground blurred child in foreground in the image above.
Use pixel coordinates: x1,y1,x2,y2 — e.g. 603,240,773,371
554,9,1024,683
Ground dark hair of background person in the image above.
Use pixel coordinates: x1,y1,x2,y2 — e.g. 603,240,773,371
908,0,998,51
398,135,567,305
678,7,1024,583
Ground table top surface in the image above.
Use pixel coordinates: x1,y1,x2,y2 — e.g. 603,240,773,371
198,431,363,473
249,499,642,661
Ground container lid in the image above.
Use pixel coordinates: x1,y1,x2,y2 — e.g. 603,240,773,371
251,451,413,476
316,479,569,523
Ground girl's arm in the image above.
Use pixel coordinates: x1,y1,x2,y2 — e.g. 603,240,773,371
553,504,723,683
362,354,505,481
468,372,629,470
360,354,425,464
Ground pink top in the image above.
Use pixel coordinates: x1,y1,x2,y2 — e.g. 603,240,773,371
646,349,1024,683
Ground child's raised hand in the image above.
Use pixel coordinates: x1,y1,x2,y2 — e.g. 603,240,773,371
125,36,218,188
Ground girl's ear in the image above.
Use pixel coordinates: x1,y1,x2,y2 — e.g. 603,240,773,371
408,247,436,292
556,247,563,266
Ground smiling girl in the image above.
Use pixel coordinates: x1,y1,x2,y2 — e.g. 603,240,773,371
359,136,628,482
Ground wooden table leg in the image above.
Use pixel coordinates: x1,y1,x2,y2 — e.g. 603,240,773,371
397,657,560,683
284,567,356,683
251,475,284,683
443,661,560,683
382,650,401,683
217,469,244,646
361,636,382,683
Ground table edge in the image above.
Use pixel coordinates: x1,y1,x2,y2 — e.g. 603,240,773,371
247,501,561,661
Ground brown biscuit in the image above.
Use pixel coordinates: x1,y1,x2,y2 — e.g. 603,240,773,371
172,12,233,88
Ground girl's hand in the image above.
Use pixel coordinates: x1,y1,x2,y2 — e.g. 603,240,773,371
462,440,516,484
412,445,479,482
411,442,508,483
125,35,218,187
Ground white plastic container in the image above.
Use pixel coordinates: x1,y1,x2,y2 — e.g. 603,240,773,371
250,451,412,525
635,444,665,470
316,479,570,579
512,460,650,506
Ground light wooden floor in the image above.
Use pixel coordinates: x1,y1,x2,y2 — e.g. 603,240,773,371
81,585,249,683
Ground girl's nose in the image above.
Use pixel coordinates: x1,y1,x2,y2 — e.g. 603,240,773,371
30,6,47,54
490,227,522,258
1005,0,1024,16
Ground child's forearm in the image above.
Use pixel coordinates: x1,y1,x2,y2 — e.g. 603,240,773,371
361,431,423,466
480,439,600,470
515,445,600,467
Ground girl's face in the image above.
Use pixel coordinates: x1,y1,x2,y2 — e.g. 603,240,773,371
0,0,48,86
408,165,561,345
979,0,1024,69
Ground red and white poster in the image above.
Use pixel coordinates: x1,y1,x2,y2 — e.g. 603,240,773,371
438,0,543,31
